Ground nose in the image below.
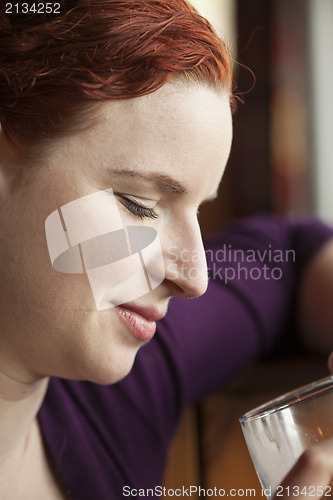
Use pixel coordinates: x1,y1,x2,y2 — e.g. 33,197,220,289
163,218,208,299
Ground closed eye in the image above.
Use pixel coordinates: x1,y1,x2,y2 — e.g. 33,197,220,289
115,194,158,220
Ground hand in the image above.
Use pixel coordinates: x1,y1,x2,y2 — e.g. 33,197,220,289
272,353,333,499
272,438,333,498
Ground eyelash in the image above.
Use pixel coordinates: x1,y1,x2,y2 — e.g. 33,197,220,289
116,194,158,220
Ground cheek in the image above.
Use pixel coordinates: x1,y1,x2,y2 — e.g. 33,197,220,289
0,212,95,338
2,262,94,336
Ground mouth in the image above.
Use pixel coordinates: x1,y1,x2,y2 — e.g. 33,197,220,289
113,304,165,342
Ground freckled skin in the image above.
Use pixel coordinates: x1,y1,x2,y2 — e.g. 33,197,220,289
0,82,232,386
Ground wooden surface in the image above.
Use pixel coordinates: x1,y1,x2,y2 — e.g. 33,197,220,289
163,406,201,499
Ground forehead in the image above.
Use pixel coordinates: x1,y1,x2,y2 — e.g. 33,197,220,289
86,82,232,180
101,82,232,142
41,82,232,206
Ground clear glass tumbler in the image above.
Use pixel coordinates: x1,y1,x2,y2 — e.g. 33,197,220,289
239,376,333,498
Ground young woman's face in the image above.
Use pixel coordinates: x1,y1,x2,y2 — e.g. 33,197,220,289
0,82,232,384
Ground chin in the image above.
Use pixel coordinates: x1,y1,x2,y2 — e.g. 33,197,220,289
62,340,140,386
85,359,136,386
41,306,145,384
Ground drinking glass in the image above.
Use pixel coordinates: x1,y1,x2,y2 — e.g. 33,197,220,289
239,375,333,498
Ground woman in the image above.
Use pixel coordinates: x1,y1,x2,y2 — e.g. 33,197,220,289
1,1,333,498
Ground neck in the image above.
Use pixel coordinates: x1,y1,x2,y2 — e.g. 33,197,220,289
0,369,48,467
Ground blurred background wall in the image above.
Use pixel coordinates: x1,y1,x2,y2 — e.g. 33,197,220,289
192,0,333,236
308,0,333,219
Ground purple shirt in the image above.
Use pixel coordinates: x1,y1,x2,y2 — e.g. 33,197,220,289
38,216,333,498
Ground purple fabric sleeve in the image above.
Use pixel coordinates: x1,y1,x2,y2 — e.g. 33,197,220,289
38,215,333,499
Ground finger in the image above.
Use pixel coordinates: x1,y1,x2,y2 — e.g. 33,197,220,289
272,439,333,499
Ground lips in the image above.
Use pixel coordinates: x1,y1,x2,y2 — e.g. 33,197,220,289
114,304,165,342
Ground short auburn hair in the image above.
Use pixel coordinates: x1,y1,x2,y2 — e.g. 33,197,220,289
0,0,234,161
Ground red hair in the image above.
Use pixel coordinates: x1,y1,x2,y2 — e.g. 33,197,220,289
0,0,234,160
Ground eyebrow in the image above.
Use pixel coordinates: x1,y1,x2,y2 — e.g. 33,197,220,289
111,168,189,195
111,168,219,203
